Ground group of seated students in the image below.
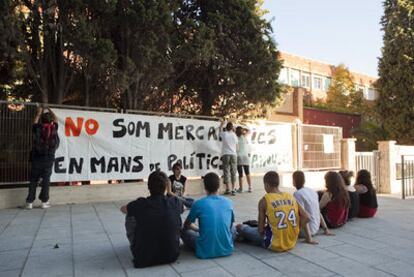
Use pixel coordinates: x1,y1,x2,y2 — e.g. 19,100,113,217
120,167,378,268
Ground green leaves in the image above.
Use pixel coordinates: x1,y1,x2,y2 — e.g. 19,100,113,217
376,0,414,144
1,0,282,116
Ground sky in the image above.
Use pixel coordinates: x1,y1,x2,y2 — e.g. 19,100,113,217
263,1,384,77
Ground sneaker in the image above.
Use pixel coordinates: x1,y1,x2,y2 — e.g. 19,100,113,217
248,187,253,193
236,188,243,193
41,202,51,209
223,190,231,195
231,190,236,196
24,203,33,210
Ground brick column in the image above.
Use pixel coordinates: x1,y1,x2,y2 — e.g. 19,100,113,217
341,138,356,173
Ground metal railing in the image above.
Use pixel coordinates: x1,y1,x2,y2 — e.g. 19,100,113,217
355,151,380,189
400,155,414,199
0,101,120,186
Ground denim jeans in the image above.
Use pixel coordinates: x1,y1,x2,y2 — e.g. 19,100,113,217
237,225,264,247
222,155,237,185
181,226,238,251
26,161,53,203
179,197,194,209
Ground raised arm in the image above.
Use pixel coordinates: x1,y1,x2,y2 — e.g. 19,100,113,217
45,107,58,123
34,106,43,124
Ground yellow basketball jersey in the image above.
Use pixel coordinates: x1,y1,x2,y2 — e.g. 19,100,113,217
263,192,300,252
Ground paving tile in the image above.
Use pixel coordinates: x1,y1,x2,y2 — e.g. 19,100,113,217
313,256,394,277
289,242,340,263
373,246,414,266
375,261,414,277
325,244,395,266
214,252,283,277
1,194,414,277
171,250,217,273
0,269,21,277
262,253,335,277
180,267,232,277
0,249,28,272
73,237,126,277
21,246,73,277
126,264,179,277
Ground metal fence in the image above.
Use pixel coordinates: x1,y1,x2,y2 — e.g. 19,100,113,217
301,124,342,170
399,155,414,199
1,101,343,186
0,101,118,186
355,151,380,189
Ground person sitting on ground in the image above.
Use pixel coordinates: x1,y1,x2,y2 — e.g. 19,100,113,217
181,172,235,259
25,106,59,209
168,162,194,208
339,170,359,220
219,120,238,196
120,170,184,268
354,169,378,218
236,126,252,193
292,171,333,236
236,171,317,252
320,171,350,228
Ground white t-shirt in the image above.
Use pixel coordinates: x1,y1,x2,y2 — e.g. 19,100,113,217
220,131,238,155
293,187,321,235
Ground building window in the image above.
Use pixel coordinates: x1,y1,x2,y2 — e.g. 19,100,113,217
323,77,331,91
289,69,300,87
367,88,377,100
313,76,322,90
301,72,310,88
278,67,288,84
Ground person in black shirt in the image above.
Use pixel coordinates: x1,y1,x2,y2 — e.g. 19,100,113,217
25,106,59,209
354,170,378,218
120,170,184,268
168,162,194,208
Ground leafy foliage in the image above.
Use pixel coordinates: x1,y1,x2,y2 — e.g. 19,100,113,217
0,0,282,117
376,0,414,144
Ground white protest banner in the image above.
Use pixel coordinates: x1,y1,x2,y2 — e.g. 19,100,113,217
51,109,293,182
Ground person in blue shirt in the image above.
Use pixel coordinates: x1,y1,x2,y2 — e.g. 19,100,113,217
181,172,235,259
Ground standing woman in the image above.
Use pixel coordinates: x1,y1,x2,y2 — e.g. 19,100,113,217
354,170,378,218
25,106,59,209
236,126,252,193
319,171,350,228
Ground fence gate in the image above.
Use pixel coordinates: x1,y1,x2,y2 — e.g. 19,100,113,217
355,151,380,189
400,155,414,199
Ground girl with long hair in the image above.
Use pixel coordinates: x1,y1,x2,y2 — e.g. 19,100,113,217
319,171,350,228
354,170,378,218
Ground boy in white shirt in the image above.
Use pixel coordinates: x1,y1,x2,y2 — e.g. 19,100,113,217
292,171,333,236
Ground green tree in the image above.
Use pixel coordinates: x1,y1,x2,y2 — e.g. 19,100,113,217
112,0,176,110
376,0,414,144
172,0,282,116
0,0,23,100
67,0,118,107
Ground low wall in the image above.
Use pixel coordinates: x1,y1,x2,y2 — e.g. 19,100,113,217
0,171,329,209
